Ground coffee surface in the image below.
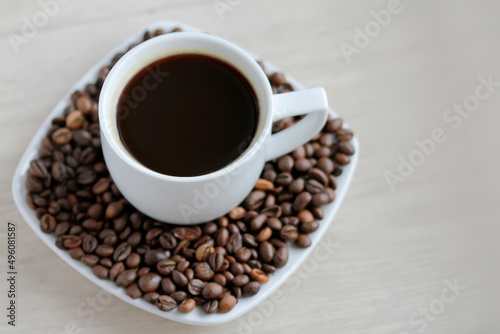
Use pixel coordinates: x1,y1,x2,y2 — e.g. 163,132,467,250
117,54,258,177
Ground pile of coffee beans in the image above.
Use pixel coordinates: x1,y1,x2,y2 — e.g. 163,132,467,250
25,27,355,314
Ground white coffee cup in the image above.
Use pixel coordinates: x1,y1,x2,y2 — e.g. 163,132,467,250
99,32,328,224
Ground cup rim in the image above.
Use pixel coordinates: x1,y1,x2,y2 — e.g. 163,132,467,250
99,32,273,183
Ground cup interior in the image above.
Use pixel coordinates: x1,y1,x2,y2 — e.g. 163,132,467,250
99,32,273,180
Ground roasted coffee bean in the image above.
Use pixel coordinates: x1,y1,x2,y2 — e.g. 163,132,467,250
305,179,324,194
29,160,49,178
179,298,196,313
40,214,56,233
298,210,314,224
52,128,72,145
208,252,224,272
138,273,161,292
201,282,223,299
250,214,267,232
250,269,269,284
76,95,92,113
99,258,113,268
82,234,98,253
242,281,260,297
172,227,201,241
203,299,219,314
195,263,214,281
116,269,137,287
334,152,350,165
63,235,82,248
275,172,293,186
196,244,214,262
273,246,289,268
219,295,237,313
106,201,123,219
67,247,84,260
126,283,142,299
293,192,312,212
255,227,272,242
226,233,243,254
113,242,131,262
289,178,305,194
66,111,84,129
325,118,343,132
254,178,274,191
311,192,330,207
92,265,109,279
157,259,176,275
126,253,141,268
137,267,150,276
244,190,266,210
161,277,176,294
280,225,299,242
81,254,99,266
277,155,294,172
267,217,282,231
171,270,188,287
300,221,319,234
296,234,312,248
156,295,177,312
262,169,277,182
337,141,355,155
144,249,169,266
235,247,252,262
258,242,275,263
270,72,286,86
110,262,125,281
188,279,206,296
229,207,246,220
308,168,329,186
51,162,68,183
92,177,110,194
143,292,159,304
336,128,354,142
158,232,177,250
233,274,250,286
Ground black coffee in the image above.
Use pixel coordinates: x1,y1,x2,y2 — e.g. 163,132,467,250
117,54,259,177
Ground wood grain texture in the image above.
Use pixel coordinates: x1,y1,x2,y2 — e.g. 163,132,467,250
0,0,498,333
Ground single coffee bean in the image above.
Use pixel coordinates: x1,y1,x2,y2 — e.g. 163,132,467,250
262,169,277,182
233,274,250,286
172,227,201,241
161,277,176,294
81,254,99,267
294,158,312,173
203,299,219,314
235,247,252,262
195,262,214,280
254,178,275,191
179,298,196,313
196,244,214,262
63,235,82,248
311,192,330,207
258,242,275,264
334,152,350,165
76,95,92,113
171,270,188,287
277,155,294,172
305,179,324,194
157,259,176,275
270,72,286,86
292,192,312,212
113,242,131,262
229,206,246,220
115,269,137,287
255,227,272,242
106,201,123,219
273,246,289,268
126,283,142,299
267,217,282,231
244,190,266,210
296,234,312,248
226,233,243,254
126,253,141,268
298,210,314,224
92,265,109,279
242,281,260,297
250,269,269,284
337,141,355,155
110,262,125,281
308,168,329,186
52,128,72,145
143,292,159,304
336,128,354,142
201,282,223,300
82,234,98,253
325,118,343,132
317,157,334,174
280,225,299,242
159,232,177,250
138,273,161,292
67,247,84,260
66,111,84,129
187,279,206,296
156,295,177,312
275,172,293,186
29,160,49,178
219,295,237,313
40,214,56,233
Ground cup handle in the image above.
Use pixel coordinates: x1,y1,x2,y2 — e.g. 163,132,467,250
265,87,329,161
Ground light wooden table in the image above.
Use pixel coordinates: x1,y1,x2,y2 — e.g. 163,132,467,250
1,0,498,333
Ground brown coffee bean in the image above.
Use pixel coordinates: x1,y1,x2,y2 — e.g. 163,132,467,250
280,225,299,242
126,283,142,299
254,178,274,191
258,241,275,263
296,234,312,248
161,277,176,294
40,214,56,233
126,253,141,268
292,192,312,212
115,269,137,287
226,233,243,254
229,206,246,220
336,128,354,142
255,227,272,242
159,232,177,250
244,190,266,210
298,210,314,224
261,205,282,218
325,118,343,132
308,168,329,186
155,259,175,276
138,273,161,292
242,281,260,297
208,252,224,272
334,152,350,165
233,274,250,286
143,292,159,304
267,217,282,231
311,192,330,207
63,235,82,248
317,157,334,174
262,169,277,182
81,254,99,267
113,242,131,262
82,234,98,253
92,265,109,279
106,201,123,219
179,298,196,313
67,247,84,260
29,160,49,178
51,162,68,183
337,141,355,155
156,295,177,312
325,187,336,202
52,128,72,145
305,179,324,194
201,282,223,299
219,295,237,313
235,247,251,262
66,111,84,129
203,300,219,314
196,244,214,262
172,270,188,287
273,246,289,268
277,155,294,172
270,72,286,86
76,95,92,113
172,227,201,241
250,214,267,232
275,172,293,186
213,273,227,287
